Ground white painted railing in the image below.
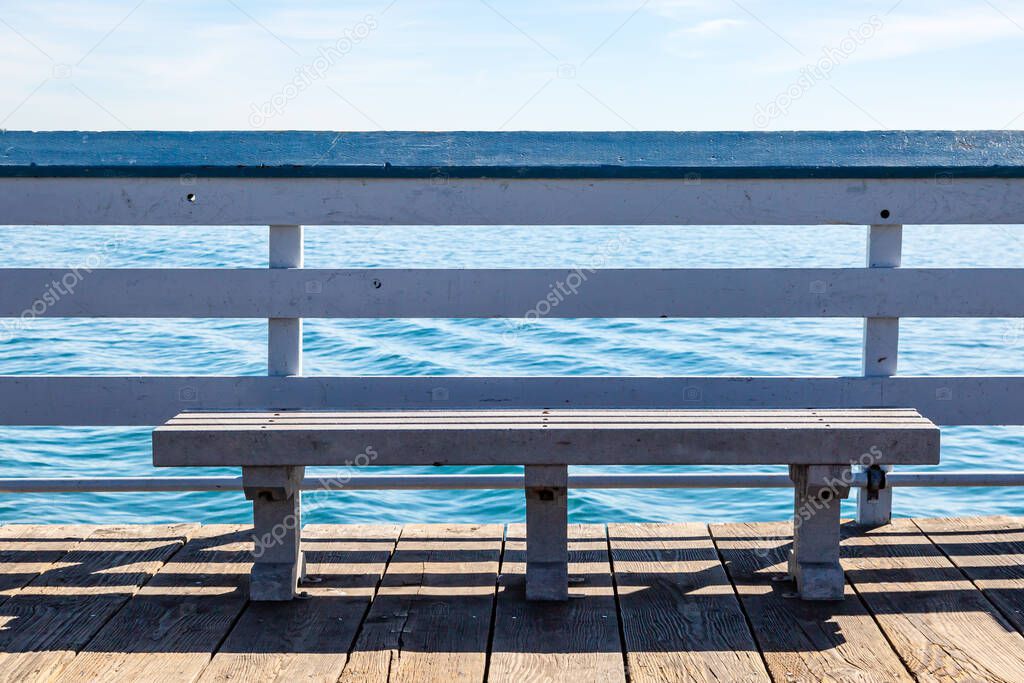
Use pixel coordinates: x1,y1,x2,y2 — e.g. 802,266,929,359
2,130,1024,525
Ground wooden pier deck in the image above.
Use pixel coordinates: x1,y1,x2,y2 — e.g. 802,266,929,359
1,517,1023,682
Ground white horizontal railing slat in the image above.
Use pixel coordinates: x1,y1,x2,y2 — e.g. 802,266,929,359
3,177,1024,225
3,268,1024,318
3,130,1023,491
0,375,1019,426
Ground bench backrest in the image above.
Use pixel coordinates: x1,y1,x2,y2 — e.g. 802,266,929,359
1,130,1023,429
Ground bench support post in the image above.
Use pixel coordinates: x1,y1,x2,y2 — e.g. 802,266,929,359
243,465,305,601
524,464,568,601
857,223,901,525
788,464,850,601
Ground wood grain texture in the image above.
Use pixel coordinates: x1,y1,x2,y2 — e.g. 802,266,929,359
164,409,931,424
152,408,938,468
489,524,624,683
0,521,1021,681
711,521,913,682
4,130,1023,178
53,525,250,683
338,524,501,683
167,409,925,419
842,517,1024,682
195,524,399,683
4,375,1016,427
6,177,1024,227
609,522,769,682
0,524,95,600
6,267,1024,319
913,516,1024,635
0,524,196,683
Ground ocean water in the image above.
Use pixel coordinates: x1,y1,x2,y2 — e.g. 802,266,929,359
1,223,1023,525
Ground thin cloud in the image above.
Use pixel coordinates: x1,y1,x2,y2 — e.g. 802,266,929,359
678,18,744,35
753,8,1024,73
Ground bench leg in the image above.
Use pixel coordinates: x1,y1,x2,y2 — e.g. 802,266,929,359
243,465,304,601
525,464,568,601
788,464,851,601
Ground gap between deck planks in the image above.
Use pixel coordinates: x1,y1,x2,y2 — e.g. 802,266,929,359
912,515,1024,635
843,517,1024,681
339,523,501,682
490,524,624,683
711,521,913,682
0,524,196,682
0,519,1022,682
197,524,400,682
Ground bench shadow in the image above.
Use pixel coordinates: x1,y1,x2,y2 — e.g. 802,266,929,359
714,520,1024,639
0,521,1019,665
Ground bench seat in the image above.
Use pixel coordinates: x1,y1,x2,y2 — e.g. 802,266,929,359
153,408,937,466
152,407,939,602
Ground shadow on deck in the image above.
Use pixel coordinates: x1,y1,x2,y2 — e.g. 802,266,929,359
0,517,1022,681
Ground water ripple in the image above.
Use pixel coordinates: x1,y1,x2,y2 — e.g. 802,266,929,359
1,224,1023,523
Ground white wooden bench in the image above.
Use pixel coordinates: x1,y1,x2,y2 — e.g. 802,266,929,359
153,407,938,601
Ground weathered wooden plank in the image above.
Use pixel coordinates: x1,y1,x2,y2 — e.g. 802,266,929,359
5,267,1024,318
913,516,1024,635
195,524,399,682
167,409,925,419
159,421,933,431
0,524,197,683
3,375,1017,427
6,131,1023,179
0,520,1023,682
608,522,769,682
710,521,913,682
338,524,501,683
165,411,931,425
53,525,249,683
842,518,1024,681
153,410,938,467
168,420,924,430
489,524,624,682
0,525,95,600
4,176,1024,226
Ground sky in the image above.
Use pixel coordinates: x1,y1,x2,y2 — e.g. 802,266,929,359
1,0,1022,131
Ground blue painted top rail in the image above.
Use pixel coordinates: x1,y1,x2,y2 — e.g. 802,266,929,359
1,130,1023,179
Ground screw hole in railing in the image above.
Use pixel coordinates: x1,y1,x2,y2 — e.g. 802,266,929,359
879,209,890,219
186,193,197,203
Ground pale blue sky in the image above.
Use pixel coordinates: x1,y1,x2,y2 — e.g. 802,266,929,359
1,0,1022,131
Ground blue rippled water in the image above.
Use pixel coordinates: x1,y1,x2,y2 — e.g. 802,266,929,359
1,224,1023,525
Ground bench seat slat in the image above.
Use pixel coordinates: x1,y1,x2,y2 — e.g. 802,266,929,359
153,408,939,467
166,408,924,419
163,413,933,423
159,421,936,430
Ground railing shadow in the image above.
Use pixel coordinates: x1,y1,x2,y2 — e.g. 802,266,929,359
0,521,1019,663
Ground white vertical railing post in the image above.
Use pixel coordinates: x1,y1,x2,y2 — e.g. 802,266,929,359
857,223,902,526
268,225,303,376
244,224,305,600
